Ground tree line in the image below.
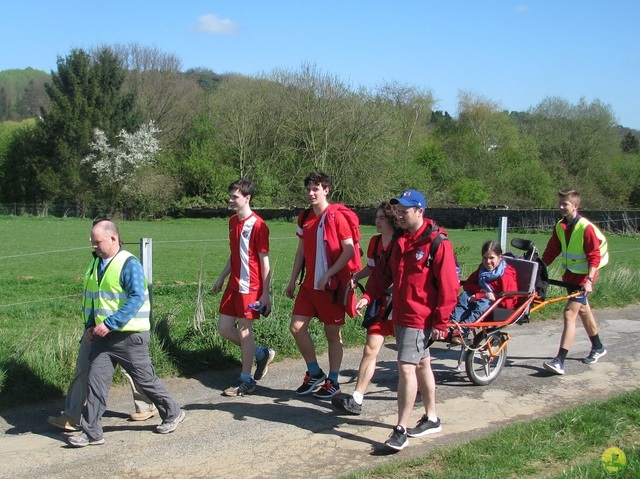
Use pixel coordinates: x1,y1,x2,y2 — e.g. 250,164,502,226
0,44,639,219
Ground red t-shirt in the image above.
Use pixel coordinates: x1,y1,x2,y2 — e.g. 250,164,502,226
228,212,269,294
297,206,352,290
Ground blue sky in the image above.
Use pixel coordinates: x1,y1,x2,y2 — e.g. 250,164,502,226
2,1,638,128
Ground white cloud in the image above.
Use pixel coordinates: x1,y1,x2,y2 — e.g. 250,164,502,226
515,5,530,13
194,14,238,35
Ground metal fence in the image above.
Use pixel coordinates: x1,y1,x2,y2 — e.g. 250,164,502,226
2,203,639,233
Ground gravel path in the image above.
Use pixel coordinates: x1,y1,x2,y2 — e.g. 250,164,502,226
1,305,639,479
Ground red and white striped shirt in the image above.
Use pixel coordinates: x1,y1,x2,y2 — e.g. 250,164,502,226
228,212,269,294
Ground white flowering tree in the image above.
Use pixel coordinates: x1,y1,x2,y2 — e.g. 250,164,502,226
83,121,167,214
84,121,161,184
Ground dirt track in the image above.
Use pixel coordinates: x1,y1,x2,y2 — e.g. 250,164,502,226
1,305,639,479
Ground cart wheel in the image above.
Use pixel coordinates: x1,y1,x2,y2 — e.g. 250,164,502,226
465,331,508,386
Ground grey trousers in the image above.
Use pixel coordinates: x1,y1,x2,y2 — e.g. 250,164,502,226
64,333,155,424
81,330,181,440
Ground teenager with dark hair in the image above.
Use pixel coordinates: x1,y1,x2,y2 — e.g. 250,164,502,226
213,179,275,396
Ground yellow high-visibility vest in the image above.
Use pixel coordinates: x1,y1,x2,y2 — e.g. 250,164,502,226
556,217,609,274
82,250,150,331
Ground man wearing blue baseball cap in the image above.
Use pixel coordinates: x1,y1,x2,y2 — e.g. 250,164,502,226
390,189,427,210
357,189,459,451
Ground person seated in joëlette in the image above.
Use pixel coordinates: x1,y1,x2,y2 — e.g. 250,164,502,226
446,241,518,344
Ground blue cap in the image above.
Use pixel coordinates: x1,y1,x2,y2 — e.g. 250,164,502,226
390,190,427,210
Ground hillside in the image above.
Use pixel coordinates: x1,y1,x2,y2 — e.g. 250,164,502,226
0,68,50,121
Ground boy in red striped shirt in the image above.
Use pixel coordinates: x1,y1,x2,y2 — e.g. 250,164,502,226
213,179,275,396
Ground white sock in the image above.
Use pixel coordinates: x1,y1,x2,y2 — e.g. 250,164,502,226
352,391,364,404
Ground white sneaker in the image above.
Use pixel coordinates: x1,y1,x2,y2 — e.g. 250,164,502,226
543,358,565,375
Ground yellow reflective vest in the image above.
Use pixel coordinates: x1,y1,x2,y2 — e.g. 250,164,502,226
556,217,609,274
82,250,151,332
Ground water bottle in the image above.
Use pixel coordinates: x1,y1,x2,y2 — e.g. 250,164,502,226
247,301,270,317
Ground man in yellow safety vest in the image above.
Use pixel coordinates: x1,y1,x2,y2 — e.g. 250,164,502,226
67,219,185,447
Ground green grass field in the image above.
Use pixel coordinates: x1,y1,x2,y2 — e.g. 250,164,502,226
343,388,640,479
1,215,639,409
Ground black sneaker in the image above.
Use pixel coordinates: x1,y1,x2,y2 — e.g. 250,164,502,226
406,415,442,437
254,348,276,380
295,371,326,395
313,379,341,399
385,425,408,451
332,394,362,415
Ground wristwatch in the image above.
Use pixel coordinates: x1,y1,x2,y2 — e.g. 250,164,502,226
587,276,594,282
